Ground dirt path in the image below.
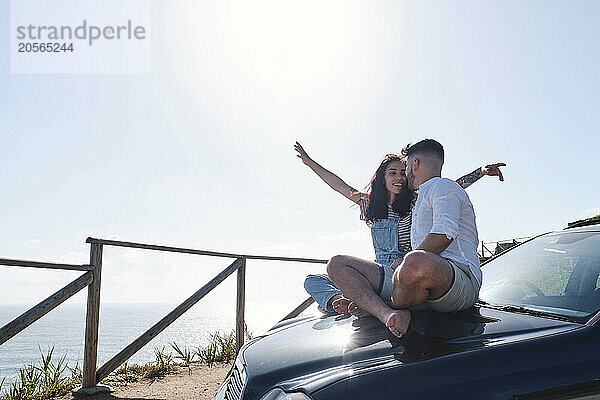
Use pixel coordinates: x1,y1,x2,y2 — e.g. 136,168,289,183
53,363,230,400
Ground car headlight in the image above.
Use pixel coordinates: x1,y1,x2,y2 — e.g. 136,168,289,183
260,388,312,400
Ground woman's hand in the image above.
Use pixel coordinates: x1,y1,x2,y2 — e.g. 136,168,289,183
293,141,362,204
294,141,312,165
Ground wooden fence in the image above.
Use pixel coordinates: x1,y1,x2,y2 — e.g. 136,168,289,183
0,238,327,391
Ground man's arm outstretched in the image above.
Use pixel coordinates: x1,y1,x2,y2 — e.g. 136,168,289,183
456,163,506,189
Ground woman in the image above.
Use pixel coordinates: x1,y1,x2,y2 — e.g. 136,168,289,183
294,141,505,314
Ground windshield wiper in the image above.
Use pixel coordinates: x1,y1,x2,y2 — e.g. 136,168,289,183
476,301,574,322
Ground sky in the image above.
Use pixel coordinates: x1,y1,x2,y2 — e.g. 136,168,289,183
1,0,599,312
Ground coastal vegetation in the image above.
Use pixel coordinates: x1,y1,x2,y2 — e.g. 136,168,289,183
0,326,251,400
568,214,600,227
584,214,600,223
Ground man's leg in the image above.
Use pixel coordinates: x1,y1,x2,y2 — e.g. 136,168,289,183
328,252,455,337
347,301,369,317
390,250,454,309
371,250,453,336
327,255,406,335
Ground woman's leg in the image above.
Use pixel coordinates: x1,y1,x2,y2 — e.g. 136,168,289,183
304,274,343,312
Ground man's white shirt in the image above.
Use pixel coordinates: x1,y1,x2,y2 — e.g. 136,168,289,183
411,177,482,286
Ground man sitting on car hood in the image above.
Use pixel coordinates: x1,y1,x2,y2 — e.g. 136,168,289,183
328,139,481,338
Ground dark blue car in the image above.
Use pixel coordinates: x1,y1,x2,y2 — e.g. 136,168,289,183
215,223,600,400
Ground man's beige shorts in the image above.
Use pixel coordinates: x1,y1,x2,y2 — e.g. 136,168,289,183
426,259,480,312
379,258,480,312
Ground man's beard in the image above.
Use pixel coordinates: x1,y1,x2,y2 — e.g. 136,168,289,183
406,169,416,190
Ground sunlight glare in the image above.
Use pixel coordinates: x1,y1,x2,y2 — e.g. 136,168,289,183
216,1,354,90
330,323,355,346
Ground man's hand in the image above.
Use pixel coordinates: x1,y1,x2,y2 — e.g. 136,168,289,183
294,141,312,165
482,163,506,182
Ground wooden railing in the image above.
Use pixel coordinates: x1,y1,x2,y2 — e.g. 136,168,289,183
0,238,327,392
0,259,93,347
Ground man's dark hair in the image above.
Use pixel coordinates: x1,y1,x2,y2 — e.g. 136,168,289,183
402,139,444,163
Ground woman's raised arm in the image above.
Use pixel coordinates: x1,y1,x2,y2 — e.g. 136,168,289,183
294,142,362,204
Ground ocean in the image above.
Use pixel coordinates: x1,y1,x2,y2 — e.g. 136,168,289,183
0,300,308,389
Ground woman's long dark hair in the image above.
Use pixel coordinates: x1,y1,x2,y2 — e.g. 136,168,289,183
363,154,415,224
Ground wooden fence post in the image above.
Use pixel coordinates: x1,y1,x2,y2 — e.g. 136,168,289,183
82,243,104,390
236,258,246,353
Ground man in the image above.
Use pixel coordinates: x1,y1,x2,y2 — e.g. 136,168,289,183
327,139,481,338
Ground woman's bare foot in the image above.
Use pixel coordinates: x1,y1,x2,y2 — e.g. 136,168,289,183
331,296,352,314
384,310,411,338
348,302,368,317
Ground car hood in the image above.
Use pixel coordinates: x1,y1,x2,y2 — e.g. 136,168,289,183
240,307,579,398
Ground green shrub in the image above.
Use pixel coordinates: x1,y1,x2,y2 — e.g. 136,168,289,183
194,325,253,366
0,347,80,400
170,342,195,365
153,346,174,367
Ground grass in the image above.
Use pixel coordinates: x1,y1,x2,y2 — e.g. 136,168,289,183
171,342,194,365
0,326,253,400
195,327,251,366
584,214,600,223
103,357,177,385
568,214,600,228
0,347,81,400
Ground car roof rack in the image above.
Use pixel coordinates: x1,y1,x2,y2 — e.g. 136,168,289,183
565,218,600,229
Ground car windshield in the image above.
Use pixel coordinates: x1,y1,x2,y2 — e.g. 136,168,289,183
479,229,600,321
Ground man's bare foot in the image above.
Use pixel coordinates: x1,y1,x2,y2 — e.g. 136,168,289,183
331,296,351,314
384,310,411,338
348,302,368,317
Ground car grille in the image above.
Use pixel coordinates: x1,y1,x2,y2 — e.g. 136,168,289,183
223,360,247,400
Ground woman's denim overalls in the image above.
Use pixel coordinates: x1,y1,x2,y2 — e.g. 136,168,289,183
304,218,409,311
